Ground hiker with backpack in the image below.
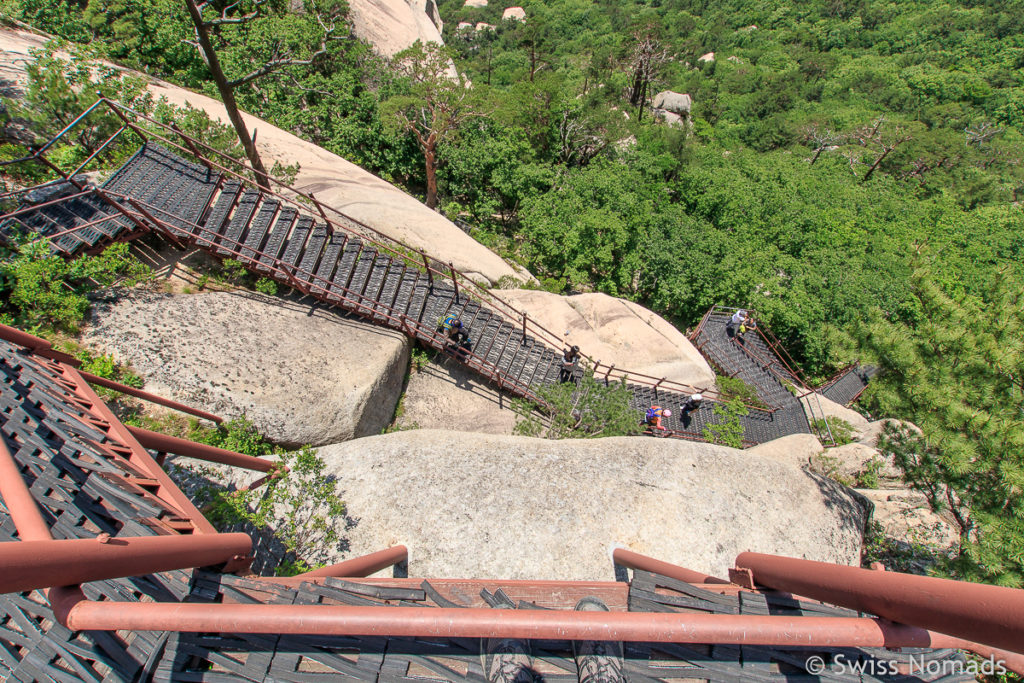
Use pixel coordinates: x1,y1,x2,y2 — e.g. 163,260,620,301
642,406,671,431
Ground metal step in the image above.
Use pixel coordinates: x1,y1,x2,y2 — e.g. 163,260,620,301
203,181,242,242
280,216,314,268
218,189,260,257
313,234,346,298
257,206,296,272
240,199,279,261
297,222,329,283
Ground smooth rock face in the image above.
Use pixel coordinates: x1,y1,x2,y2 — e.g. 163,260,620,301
747,433,824,470
475,21,494,31
464,0,486,6
84,291,410,447
493,290,716,389
346,0,445,58
698,51,715,63
652,90,692,116
395,358,519,435
502,6,526,20
310,431,869,579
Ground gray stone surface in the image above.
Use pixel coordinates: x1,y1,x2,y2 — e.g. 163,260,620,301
84,290,410,447
652,90,692,116
396,357,519,435
300,430,868,580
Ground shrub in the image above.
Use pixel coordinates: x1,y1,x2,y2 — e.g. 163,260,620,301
512,367,641,439
701,398,749,448
202,446,347,575
254,277,278,295
811,416,856,445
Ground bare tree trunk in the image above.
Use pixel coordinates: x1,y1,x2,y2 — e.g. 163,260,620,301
863,146,895,181
424,136,438,210
183,0,271,191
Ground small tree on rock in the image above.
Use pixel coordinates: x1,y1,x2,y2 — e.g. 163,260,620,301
383,41,480,210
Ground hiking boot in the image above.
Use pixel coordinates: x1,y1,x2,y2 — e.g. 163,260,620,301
482,605,535,683
573,597,625,683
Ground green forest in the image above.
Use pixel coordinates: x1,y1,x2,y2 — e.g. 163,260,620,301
1,0,1023,585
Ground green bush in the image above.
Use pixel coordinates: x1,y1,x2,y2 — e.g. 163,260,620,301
202,445,347,575
254,277,278,295
811,416,856,446
0,240,150,333
702,399,749,449
512,367,641,439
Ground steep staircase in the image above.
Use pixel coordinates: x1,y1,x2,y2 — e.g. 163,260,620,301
2,143,866,446
689,309,813,442
820,363,877,406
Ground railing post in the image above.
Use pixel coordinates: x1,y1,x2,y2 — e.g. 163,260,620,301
654,377,665,398
99,96,149,142
522,312,527,339
422,251,433,285
309,193,334,236
604,364,614,385
449,262,458,303
170,122,206,165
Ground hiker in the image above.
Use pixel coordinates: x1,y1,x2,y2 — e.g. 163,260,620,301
437,312,460,334
727,309,747,337
681,393,704,414
736,317,757,345
447,321,472,360
482,598,624,683
643,406,671,431
559,345,581,383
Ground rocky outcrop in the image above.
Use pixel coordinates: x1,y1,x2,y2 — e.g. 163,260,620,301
502,6,526,21
395,357,519,435
84,290,410,447
231,431,867,579
652,91,692,117
346,0,444,58
463,0,486,6
493,290,717,389
858,488,959,555
698,52,715,63
475,22,494,31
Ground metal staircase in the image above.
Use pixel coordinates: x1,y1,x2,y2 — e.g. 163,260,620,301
1,100,872,447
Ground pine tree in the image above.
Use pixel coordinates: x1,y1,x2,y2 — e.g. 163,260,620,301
855,268,1024,585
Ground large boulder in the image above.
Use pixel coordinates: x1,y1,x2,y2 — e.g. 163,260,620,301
492,290,716,389
346,0,444,58
84,290,410,447
652,91,692,117
295,431,869,579
463,0,486,6
502,6,526,21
